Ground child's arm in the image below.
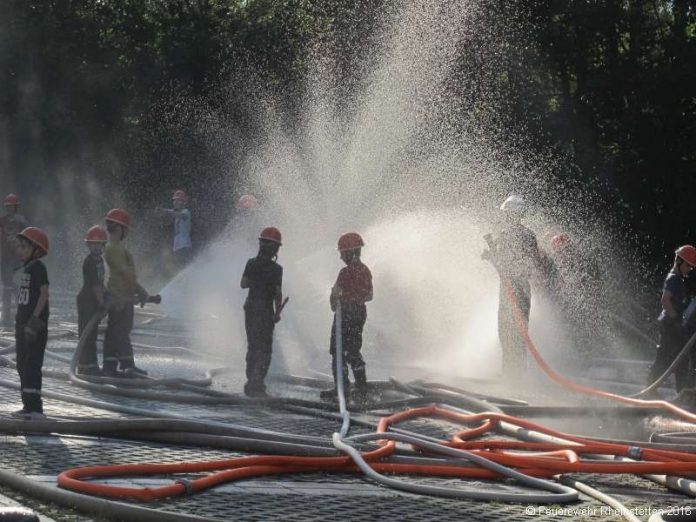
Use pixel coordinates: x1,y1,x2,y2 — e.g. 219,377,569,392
273,286,283,321
662,290,679,319
33,285,49,318
93,284,105,308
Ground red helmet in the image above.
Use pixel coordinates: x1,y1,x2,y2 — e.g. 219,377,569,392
259,226,282,245
236,194,258,210
172,189,188,202
84,225,108,243
551,233,571,253
17,227,48,256
338,232,364,252
676,245,696,266
3,193,18,206
105,208,131,228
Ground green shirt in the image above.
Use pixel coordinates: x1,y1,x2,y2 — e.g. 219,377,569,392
105,240,138,300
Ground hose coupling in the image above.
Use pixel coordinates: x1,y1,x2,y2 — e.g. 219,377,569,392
626,446,642,460
175,478,194,496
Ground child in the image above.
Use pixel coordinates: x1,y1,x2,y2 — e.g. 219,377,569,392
76,225,107,376
240,227,283,397
0,194,28,327
320,232,373,402
648,245,696,393
158,189,193,269
13,226,49,419
102,209,150,377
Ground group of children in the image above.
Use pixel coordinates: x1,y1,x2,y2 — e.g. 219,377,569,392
0,198,154,419
6,186,695,416
240,227,373,401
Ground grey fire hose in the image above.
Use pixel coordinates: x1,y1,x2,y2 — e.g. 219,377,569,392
341,431,578,503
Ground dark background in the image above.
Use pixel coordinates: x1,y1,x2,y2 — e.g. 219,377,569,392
0,0,693,287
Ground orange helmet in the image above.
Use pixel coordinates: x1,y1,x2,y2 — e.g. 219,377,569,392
3,193,18,206
259,226,282,245
236,194,258,210
17,227,48,256
676,245,696,266
84,225,108,243
172,189,188,202
105,208,131,228
551,233,571,253
338,232,364,252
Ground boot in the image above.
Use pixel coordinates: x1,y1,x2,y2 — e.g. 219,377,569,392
320,381,350,401
352,367,369,404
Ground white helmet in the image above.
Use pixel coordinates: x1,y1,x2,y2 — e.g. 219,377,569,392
500,194,525,213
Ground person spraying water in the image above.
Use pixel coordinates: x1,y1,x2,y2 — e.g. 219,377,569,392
240,227,285,397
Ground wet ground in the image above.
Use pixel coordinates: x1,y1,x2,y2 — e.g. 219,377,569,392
0,290,691,521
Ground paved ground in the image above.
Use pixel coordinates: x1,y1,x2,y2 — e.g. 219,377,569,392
0,290,690,521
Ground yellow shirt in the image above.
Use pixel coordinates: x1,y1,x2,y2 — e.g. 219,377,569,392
104,240,138,301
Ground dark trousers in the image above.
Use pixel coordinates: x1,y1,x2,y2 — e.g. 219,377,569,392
15,323,47,412
103,301,135,371
498,279,531,376
329,304,367,388
244,307,275,393
173,247,193,270
1,258,18,325
77,295,101,370
649,319,691,392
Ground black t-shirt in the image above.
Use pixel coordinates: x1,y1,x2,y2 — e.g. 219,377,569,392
16,259,49,325
660,272,687,321
78,254,104,302
243,257,282,309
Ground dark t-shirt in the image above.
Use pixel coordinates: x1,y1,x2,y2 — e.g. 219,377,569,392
660,272,687,321
78,253,105,304
243,257,282,310
495,224,539,280
336,261,373,304
16,259,49,326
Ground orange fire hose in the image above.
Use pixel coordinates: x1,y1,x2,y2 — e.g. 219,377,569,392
56,279,696,502
59,405,696,501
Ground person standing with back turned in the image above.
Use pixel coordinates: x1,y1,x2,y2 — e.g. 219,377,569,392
240,227,284,397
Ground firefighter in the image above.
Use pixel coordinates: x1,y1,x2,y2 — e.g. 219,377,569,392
76,226,108,376
647,245,696,393
158,189,193,269
13,227,49,419
0,194,28,327
320,232,373,403
102,209,150,377
482,195,543,377
240,227,284,397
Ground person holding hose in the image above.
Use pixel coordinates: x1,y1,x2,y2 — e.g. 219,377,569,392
102,209,150,378
240,227,284,397
320,232,373,403
76,225,108,376
647,245,696,394
482,195,543,378
13,227,49,419
0,194,28,327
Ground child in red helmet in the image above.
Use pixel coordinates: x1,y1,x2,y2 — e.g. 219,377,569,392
647,245,696,394
0,194,28,327
103,209,150,378
13,227,49,419
76,226,108,376
320,232,373,403
240,227,284,397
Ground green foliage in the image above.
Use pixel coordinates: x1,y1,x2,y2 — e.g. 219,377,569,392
0,0,693,276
